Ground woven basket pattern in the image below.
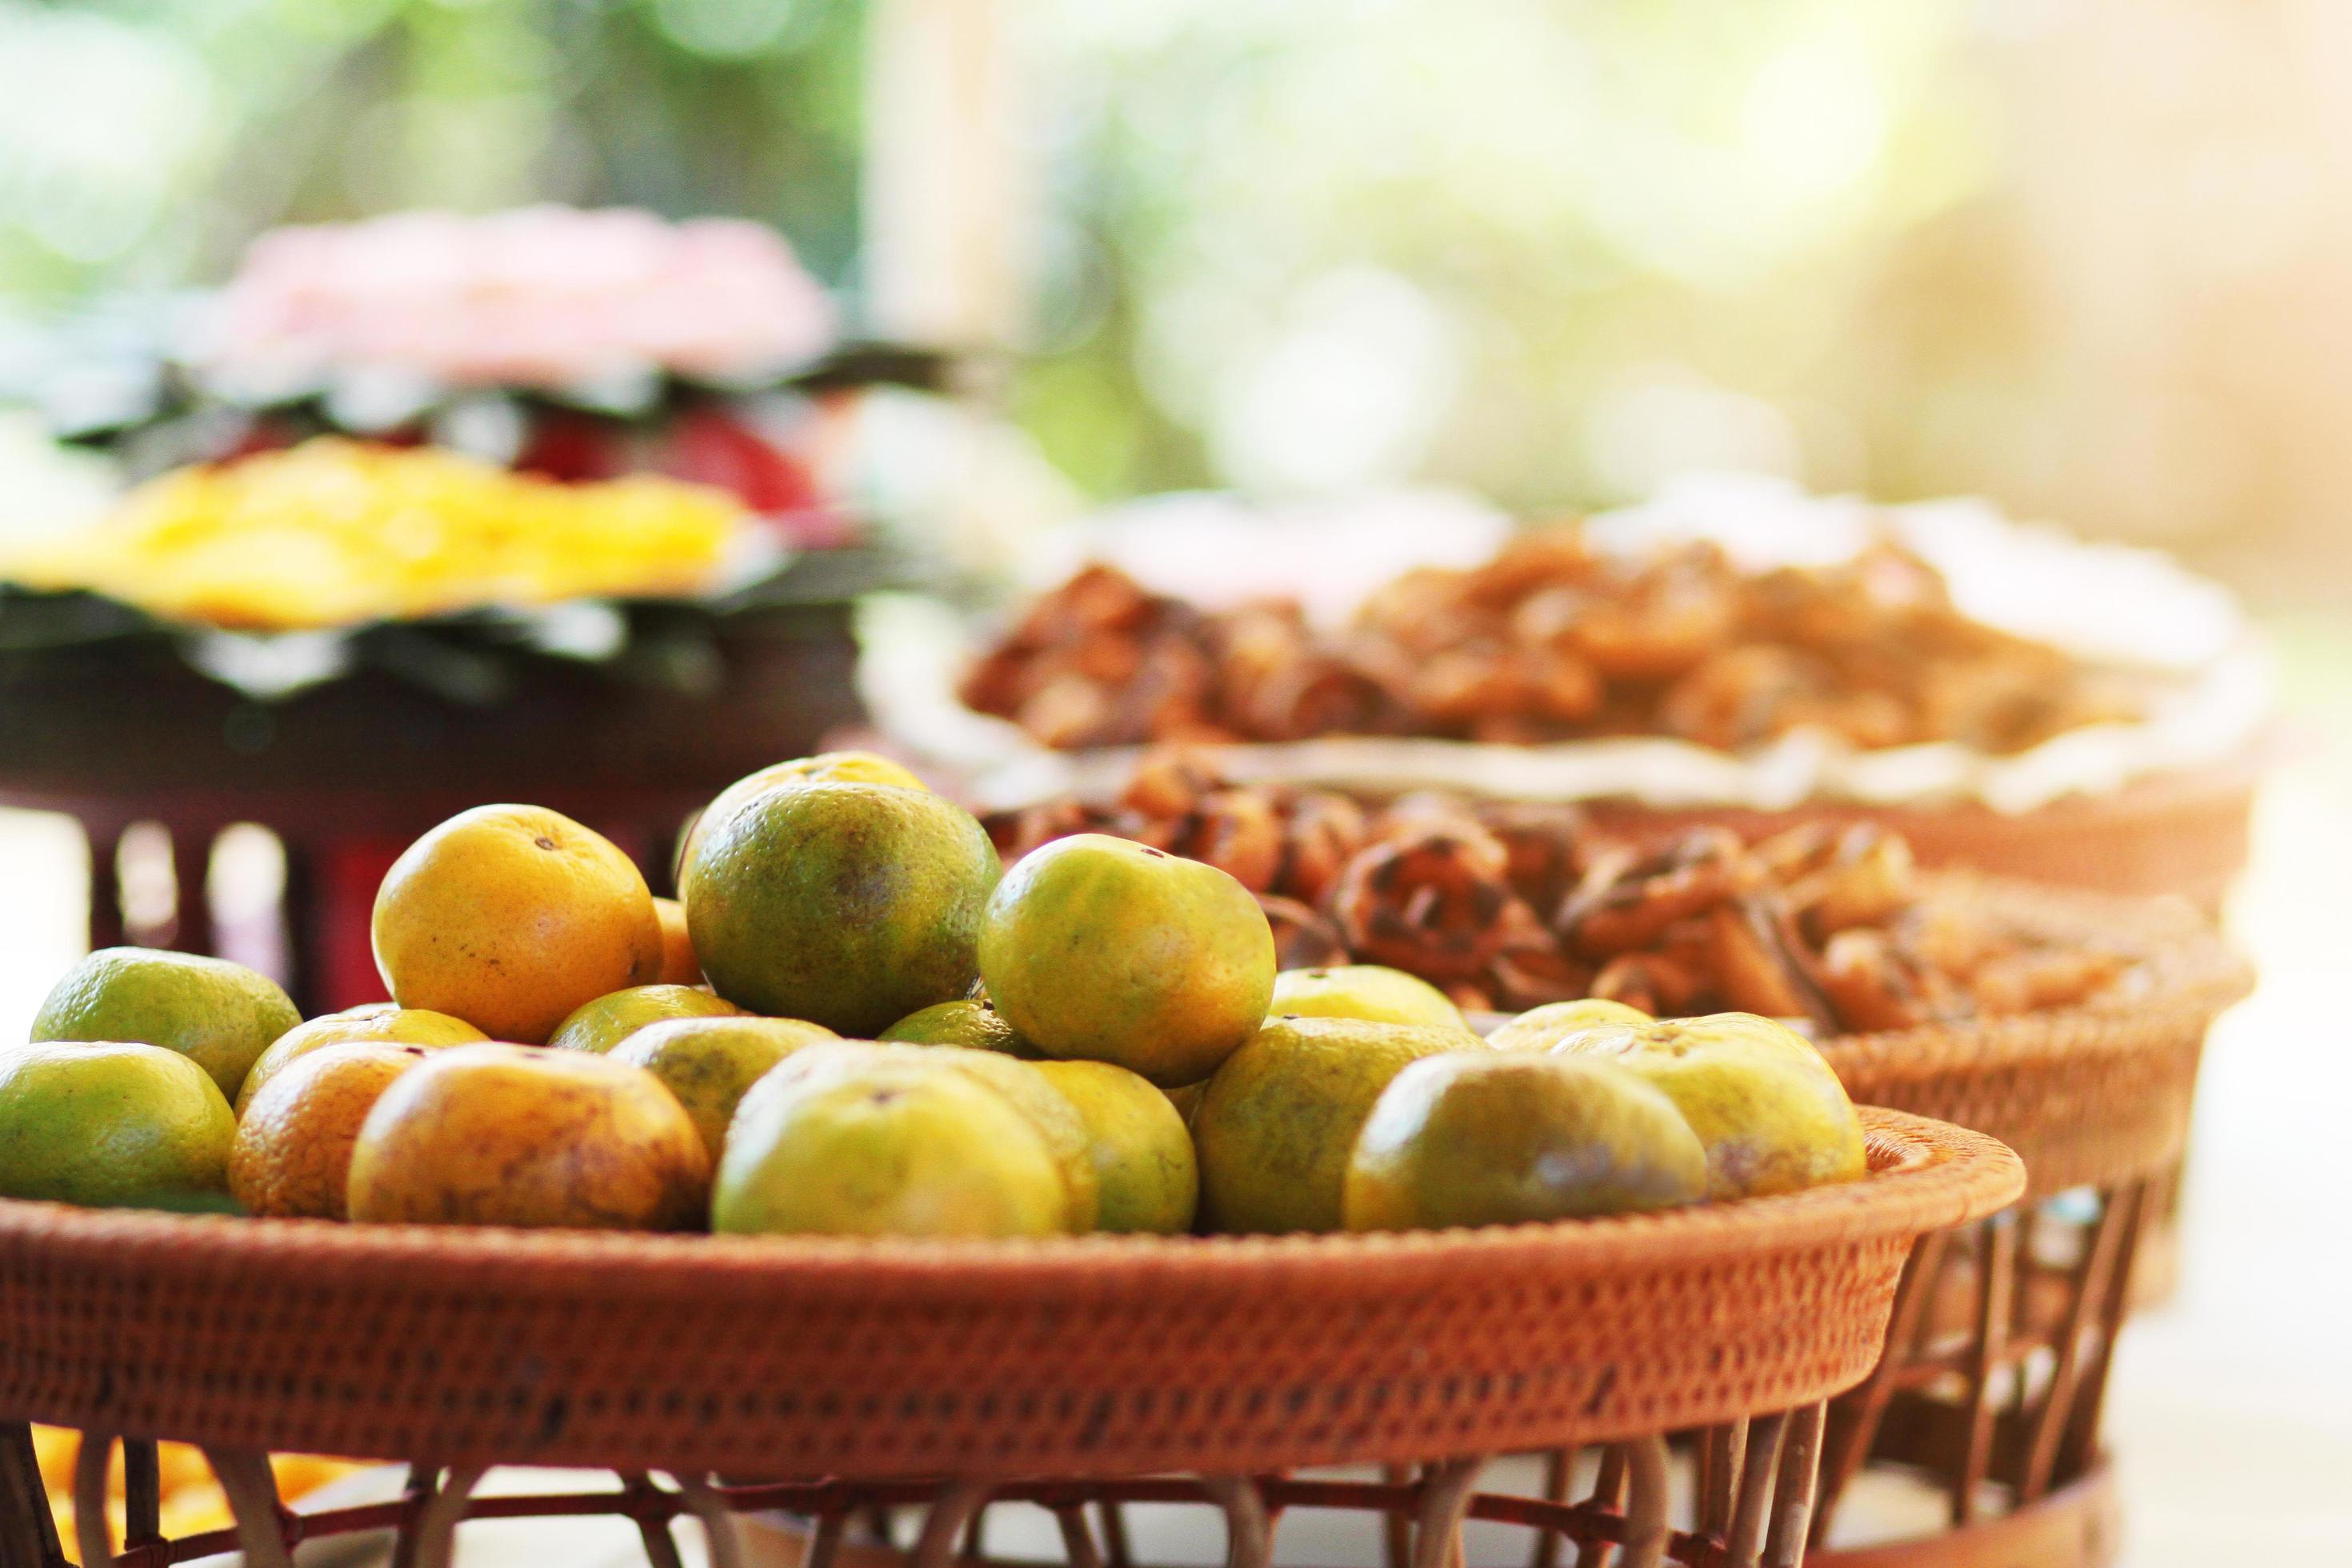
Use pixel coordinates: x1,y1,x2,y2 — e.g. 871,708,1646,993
0,1112,2017,1481
1821,878,2250,1198
1588,761,2258,909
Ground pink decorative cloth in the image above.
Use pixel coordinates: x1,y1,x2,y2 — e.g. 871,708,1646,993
195,206,838,393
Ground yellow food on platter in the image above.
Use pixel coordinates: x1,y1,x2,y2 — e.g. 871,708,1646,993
0,438,750,630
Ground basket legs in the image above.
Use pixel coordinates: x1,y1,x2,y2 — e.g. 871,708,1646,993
0,1418,1831,1568
1522,1413,1819,1568
1811,1174,2161,1562
806,1506,851,1568
1814,1227,1948,1534
0,1423,60,1568
1051,1500,1106,1568
1573,1445,1630,1568
620,1473,690,1568
672,1474,748,1568
1727,1410,1789,1559
1620,1435,1673,1568
2018,1183,2138,1502
914,1482,992,1568
1954,1209,2020,1526
1203,1476,1273,1568
402,1461,490,1568
1762,1403,1826,1566
201,1446,294,1568
59,1432,206,1568
70,1430,111,1568
380,1464,746,1568
1412,1459,1482,1568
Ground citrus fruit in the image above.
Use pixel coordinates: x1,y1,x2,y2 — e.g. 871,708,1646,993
608,1015,838,1159
371,805,662,1043
235,1008,485,1116
1193,1016,1482,1234
346,1043,709,1229
764,1042,1098,1230
1486,998,1655,1051
546,983,744,1054
978,834,1275,1086
679,751,930,878
1342,1053,1707,1230
230,1043,431,1219
0,1041,236,1206
683,782,1001,1036
878,998,1038,1058
713,1061,1064,1239
1267,965,1464,1030
653,896,702,985
1548,1012,1865,1198
1030,1059,1198,1234
31,948,299,1102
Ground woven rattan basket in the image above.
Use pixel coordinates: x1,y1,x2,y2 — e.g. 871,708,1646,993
0,1110,2018,1568
1794,880,2250,1566
1586,761,2258,911
1820,877,2247,1202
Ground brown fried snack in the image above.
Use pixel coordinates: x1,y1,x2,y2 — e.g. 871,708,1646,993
1556,829,1758,956
980,754,2137,1034
1326,818,1552,983
961,526,2153,756
1256,895,1352,971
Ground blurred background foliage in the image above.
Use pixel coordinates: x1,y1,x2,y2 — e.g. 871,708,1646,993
1014,0,2352,600
3,0,2350,595
1014,2,1985,510
0,0,866,298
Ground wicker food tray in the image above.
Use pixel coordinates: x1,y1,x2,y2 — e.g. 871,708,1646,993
1818,877,2250,1200
0,1110,2017,1484
1781,882,2248,1562
1586,759,2258,910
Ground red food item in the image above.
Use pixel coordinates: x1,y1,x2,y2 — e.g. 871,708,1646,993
514,410,626,482
660,406,850,550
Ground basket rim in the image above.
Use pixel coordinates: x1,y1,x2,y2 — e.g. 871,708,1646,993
0,1107,2018,1291
0,1110,2019,1474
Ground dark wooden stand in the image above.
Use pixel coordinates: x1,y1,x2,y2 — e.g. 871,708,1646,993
0,605,862,1013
